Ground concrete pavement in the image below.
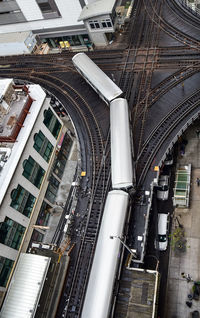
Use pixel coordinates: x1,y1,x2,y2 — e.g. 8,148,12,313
166,121,200,317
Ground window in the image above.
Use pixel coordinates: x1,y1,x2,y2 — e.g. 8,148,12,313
10,185,36,218
34,130,54,162
0,256,14,287
45,175,60,204
36,201,51,226
89,20,100,30
38,2,52,12
0,217,25,250
22,156,45,189
36,0,58,14
101,19,112,28
30,230,44,245
53,134,72,179
43,108,61,139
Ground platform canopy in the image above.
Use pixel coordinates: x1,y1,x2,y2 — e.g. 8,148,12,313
0,253,51,318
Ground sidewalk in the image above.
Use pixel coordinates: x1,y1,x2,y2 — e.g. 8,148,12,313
166,121,200,317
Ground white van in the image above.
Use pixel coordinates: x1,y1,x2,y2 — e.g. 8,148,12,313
156,213,169,251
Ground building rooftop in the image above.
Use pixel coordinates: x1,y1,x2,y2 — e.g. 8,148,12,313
0,82,46,208
78,0,116,21
114,268,159,318
0,31,31,43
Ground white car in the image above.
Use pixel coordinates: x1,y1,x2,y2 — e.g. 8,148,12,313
157,175,169,200
156,213,169,251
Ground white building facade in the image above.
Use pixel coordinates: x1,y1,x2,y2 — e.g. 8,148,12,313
0,0,125,49
0,79,73,302
0,0,92,49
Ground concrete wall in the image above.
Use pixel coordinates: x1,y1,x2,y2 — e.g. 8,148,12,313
0,42,30,56
88,31,108,46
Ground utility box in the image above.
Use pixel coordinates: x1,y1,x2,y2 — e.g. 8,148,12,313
0,31,37,56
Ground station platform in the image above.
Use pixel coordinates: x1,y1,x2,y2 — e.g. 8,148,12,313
165,120,200,317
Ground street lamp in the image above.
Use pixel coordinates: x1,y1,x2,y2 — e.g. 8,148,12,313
110,235,137,259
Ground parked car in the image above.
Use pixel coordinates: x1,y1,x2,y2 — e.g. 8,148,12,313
157,175,169,200
155,213,169,251
164,152,173,165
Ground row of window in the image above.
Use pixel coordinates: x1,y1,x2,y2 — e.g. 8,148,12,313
88,19,112,30
9,109,63,219
0,108,62,287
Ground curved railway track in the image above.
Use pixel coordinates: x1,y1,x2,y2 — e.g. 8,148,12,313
1,1,200,315
137,63,200,118
0,69,112,316
136,89,200,185
143,0,200,50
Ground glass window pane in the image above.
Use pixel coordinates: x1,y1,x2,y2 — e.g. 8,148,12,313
34,130,53,162
36,201,51,226
0,217,25,250
0,256,14,287
10,185,36,217
22,156,45,189
43,108,61,139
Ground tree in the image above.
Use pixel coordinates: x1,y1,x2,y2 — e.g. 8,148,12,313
169,226,187,253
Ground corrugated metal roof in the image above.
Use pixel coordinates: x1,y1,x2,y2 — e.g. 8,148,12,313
78,0,116,21
0,31,31,43
0,253,51,318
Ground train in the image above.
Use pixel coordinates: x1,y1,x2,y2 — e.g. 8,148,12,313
72,53,134,318
110,98,133,190
72,52,123,105
81,190,129,318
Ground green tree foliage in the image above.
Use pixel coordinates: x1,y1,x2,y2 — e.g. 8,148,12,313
169,226,187,253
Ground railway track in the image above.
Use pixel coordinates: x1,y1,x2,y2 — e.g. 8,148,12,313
26,74,112,318
0,68,112,316
62,146,111,317
136,88,200,185
144,0,200,50
137,62,200,118
1,1,200,316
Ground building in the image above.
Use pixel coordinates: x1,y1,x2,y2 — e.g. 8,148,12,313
0,31,37,56
0,0,132,51
78,0,123,46
0,0,92,50
0,79,74,304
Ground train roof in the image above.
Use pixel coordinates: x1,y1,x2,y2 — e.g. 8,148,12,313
110,98,133,188
78,0,116,21
72,53,122,103
81,190,129,318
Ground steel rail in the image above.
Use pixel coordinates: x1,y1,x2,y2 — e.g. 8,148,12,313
137,89,200,185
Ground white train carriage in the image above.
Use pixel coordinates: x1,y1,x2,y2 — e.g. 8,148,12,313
81,190,129,318
72,53,123,105
110,98,133,189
